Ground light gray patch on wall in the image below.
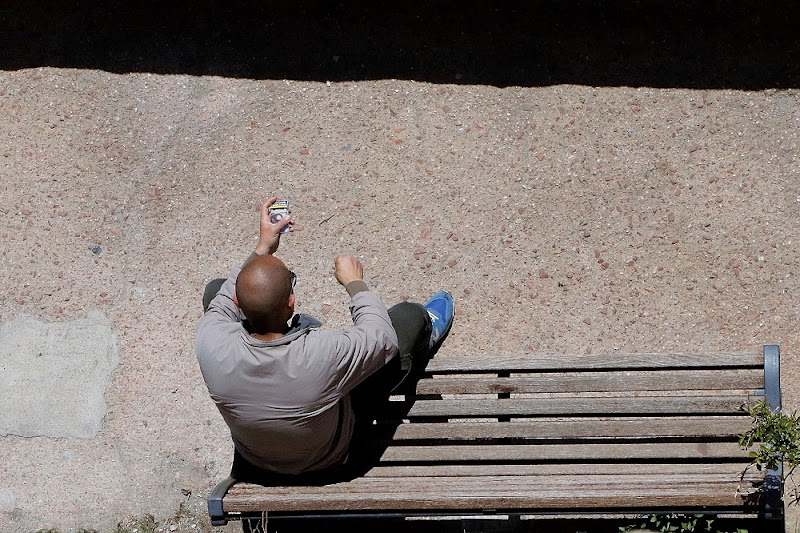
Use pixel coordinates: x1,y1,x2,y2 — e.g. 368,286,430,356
0,311,119,439
0,488,16,512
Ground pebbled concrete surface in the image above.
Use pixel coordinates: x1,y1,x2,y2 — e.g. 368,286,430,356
0,66,797,533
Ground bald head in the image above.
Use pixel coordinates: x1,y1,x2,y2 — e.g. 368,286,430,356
236,255,294,334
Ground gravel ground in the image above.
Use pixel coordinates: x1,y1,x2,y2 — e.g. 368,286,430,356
1,4,799,531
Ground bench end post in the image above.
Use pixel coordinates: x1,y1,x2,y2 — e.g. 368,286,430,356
764,344,781,412
208,476,237,526
763,344,784,522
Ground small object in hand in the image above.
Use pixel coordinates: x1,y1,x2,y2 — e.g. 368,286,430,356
269,200,291,233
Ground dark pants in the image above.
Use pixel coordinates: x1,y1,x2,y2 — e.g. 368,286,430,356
202,279,432,481
202,278,226,313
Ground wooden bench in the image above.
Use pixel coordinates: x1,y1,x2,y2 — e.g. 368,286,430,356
208,345,784,529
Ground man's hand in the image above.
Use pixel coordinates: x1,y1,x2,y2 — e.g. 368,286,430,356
255,197,292,256
334,255,364,286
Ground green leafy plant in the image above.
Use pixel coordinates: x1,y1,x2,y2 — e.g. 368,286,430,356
619,513,747,532
619,513,748,533
738,399,800,503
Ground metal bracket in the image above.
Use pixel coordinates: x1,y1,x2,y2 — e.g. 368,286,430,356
763,345,783,521
764,345,781,412
208,476,238,526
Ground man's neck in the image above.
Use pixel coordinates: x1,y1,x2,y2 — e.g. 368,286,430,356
244,318,288,342
244,322,289,342
249,331,284,342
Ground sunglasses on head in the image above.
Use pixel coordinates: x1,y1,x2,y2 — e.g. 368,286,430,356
288,270,297,293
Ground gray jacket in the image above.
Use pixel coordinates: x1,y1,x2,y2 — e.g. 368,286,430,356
195,267,399,474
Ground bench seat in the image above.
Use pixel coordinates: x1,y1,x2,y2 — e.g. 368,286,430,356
208,346,783,527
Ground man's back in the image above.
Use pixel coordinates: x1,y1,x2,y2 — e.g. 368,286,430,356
196,267,398,475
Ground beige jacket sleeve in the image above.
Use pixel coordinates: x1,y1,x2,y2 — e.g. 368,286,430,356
325,287,399,396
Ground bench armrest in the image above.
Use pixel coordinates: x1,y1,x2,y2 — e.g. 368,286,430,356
208,476,237,526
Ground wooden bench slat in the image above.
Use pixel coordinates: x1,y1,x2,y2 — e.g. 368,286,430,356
402,395,753,418
425,352,763,372
229,475,758,496
416,369,764,394
385,417,753,441
363,462,758,478
223,466,765,512
239,475,760,495
378,442,749,462
224,481,758,512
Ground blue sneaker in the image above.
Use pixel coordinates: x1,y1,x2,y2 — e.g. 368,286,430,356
424,291,454,350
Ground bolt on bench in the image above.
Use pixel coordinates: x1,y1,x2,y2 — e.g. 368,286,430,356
208,345,783,530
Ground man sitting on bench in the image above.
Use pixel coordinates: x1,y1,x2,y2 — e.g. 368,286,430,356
195,196,454,482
